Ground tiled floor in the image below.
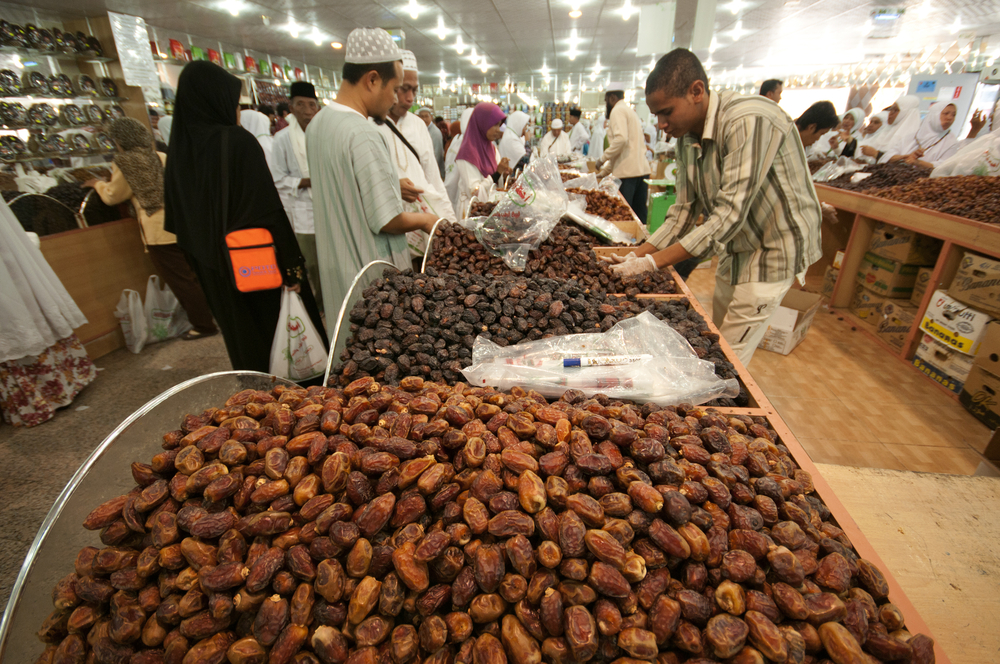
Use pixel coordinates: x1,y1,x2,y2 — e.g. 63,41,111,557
684,265,996,476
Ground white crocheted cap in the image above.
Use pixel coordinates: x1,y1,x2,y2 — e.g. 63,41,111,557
345,27,402,64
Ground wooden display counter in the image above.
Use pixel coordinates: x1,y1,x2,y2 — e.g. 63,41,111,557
815,184,1000,400
39,219,157,360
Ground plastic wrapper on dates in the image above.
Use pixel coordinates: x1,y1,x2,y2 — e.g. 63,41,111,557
31,378,935,664
330,267,748,408
426,221,677,297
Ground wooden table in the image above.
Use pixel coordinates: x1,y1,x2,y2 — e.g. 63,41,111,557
816,464,1000,664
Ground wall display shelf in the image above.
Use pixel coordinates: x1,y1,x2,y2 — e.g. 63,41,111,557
816,183,1000,401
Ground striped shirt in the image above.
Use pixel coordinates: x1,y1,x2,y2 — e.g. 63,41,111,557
648,90,822,285
307,102,408,318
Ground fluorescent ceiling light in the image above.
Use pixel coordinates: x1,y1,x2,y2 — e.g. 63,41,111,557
406,0,421,19
570,9,582,18
436,16,447,39
726,0,748,14
621,0,635,20
454,36,465,54
331,41,342,49
287,19,300,38
310,29,323,45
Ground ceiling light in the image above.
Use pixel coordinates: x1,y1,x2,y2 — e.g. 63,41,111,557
406,0,421,19
287,20,300,38
568,50,578,60
704,57,713,69
727,0,747,14
729,20,748,41
454,36,465,54
436,17,447,39
223,0,242,16
569,8,582,18
310,29,323,45
949,16,961,34
916,0,932,18
621,0,635,20
469,47,478,63
331,41,342,49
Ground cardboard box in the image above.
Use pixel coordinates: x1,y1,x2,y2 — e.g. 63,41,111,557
856,252,920,298
982,427,1000,463
868,222,941,265
876,302,918,351
833,250,844,271
757,290,823,355
912,334,975,394
850,282,890,323
972,321,1000,376
821,266,839,299
910,267,933,307
948,251,1000,316
959,365,1000,429
919,290,995,355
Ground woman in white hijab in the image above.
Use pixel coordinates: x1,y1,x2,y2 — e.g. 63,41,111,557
864,95,920,163
857,111,889,150
239,109,274,172
883,101,959,168
813,108,865,160
444,107,475,176
499,110,530,165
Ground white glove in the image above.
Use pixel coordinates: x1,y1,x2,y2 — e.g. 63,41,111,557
598,251,636,264
611,254,657,277
597,163,612,178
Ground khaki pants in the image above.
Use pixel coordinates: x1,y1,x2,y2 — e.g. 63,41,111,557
295,232,323,314
712,273,794,367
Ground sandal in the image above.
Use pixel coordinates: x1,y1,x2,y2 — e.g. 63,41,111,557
181,329,218,341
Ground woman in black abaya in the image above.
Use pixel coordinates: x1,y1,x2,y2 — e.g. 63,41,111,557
164,61,327,375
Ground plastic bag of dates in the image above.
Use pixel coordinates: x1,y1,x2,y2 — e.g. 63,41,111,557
32,378,934,664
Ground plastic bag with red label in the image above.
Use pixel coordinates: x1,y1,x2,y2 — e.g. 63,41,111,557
473,156,568,271
932,131,1000,177
269,289,327,382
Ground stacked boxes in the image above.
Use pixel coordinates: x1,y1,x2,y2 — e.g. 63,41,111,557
915,290,994,393
851,223,937,340
947,253,1000,424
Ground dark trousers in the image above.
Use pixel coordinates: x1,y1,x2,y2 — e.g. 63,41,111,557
619,176,648,224
146,244,217,334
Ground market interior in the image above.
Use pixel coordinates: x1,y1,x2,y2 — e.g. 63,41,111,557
2,0,1000,662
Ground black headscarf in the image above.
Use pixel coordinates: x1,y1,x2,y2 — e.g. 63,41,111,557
164,61,302,274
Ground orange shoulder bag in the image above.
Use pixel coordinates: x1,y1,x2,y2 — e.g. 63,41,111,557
221,131,283,292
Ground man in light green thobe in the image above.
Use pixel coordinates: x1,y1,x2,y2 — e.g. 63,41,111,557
308,27,439,319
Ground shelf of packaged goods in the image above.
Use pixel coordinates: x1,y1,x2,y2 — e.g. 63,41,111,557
0,46,114,63
1,150,111,164
815,185,996,400
0,94,126,102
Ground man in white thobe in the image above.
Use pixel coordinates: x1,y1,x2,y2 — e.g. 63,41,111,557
376,50,457,263
567,108,590,153
307,28,439,318
418,107,445,177
271,80,322,311
538,119,572,159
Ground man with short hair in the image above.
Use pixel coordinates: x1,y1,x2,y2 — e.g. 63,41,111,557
760,79,783,103
376,49,457,263
597,83,652,222
271,81,323,311
608,49,820,365
539,119,572,158
795,101,840,148
567,108,590,153
307,27,439,318
418,107,445,177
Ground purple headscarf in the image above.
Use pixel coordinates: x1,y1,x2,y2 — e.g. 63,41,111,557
456,102,506,177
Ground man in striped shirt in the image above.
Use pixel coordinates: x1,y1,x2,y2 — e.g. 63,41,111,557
609,49,821,365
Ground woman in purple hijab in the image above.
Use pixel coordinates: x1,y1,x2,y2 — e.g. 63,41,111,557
446,102,510,218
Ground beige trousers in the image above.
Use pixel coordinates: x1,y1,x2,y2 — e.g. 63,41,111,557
712,273,795,367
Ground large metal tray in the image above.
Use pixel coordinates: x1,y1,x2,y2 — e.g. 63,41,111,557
0,371,294,662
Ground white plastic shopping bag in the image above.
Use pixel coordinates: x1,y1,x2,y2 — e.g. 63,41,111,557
114,289,147,354
270,289,327,382
144,275,192,344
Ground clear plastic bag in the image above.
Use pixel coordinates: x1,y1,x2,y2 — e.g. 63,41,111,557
473,156,568,271
462,312,739,405
932,132,1000,177
564,198,638,245
812,157,863,182
563,173,598,190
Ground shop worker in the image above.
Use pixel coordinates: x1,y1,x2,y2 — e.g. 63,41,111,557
567,108,591,153
271,81,323,312
607,49,821,366
418,106,446,177
597,82,652,222
376,49,457,263
759,79,783,104
307,27,439,319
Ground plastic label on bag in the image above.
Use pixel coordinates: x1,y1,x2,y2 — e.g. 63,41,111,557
462,311,739,405
270,289,328,382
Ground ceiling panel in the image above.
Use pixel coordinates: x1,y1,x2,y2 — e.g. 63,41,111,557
2,0,998,87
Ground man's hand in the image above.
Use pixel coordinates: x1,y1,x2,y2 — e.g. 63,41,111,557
285,283,302,293
610,254,657,277
422,216,439,234
860,145,878,158
400,178,424,203
298,178,311,189
829,135,839,149
596,161,612,178
598,251,636,264
821,202,838,226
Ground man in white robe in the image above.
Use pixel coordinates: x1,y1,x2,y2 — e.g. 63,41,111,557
567,108,590,153
271,81,322,310
538,119,572,159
